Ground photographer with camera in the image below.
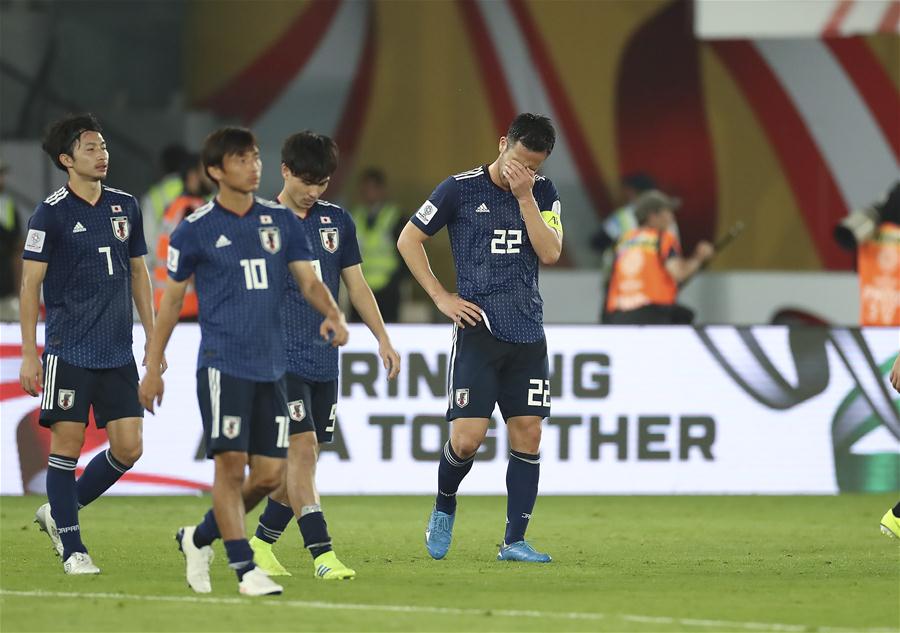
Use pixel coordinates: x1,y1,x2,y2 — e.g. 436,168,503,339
835,181,900,327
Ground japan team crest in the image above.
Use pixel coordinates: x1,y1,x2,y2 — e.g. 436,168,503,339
222,415,242,439
288,399,306,422
259,227,281,254
455,388,470,408
110,217,129,242
58,389,75,410
319,228,339,253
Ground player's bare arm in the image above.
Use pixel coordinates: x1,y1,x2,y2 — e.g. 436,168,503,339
288,260,348,347
341,264,401,379
397,222,482,328
130,256,166,374
18,259,47,396
890,353,900,392
664,241,715,284
503,159,561,265
139,277,188,413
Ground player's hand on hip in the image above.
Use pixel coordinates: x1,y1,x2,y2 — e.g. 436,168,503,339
379,340,401,380
139,372,165,414
435,291,481,328
19,351,43,397
503,159,535,200
321,313,349,347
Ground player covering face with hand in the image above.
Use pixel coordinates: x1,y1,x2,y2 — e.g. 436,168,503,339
139,127,348,596
397,113,563,563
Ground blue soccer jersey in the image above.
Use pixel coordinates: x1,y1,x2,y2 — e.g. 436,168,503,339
167,197,313,382
279,199,361,381
23,185,147,368
410,165,561,343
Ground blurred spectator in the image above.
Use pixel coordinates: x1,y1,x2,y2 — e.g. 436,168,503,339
151,153,212,320
349,168,406,322
591,172,657,255
0,159,23,321
604,190,713,324
855,184,900,326
141,143,187,259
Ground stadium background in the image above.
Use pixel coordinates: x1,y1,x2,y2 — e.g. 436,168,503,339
0,2,898,631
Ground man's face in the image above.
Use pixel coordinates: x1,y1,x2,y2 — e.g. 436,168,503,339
496,138,548,187
648,208,675,231
359,178,384,206
64,131,108,181
282,165,330,210
213,147,261,193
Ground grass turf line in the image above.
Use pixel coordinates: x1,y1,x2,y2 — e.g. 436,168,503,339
1,495,897,632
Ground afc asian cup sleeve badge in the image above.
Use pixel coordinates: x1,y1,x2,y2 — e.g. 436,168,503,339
288,400,306,422
258,227,282,254
110,217,130,242
454,388,470,408
58,389,75,410
222,416,242,439
319,228,339,253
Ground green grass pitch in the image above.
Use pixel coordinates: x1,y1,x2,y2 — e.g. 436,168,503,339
1,495,897,632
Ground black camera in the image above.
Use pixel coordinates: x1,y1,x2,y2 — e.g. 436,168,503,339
834,180,900,250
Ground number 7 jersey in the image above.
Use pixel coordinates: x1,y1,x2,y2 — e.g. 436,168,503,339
23,185,147,369
167,197,313,382
410,165,561,343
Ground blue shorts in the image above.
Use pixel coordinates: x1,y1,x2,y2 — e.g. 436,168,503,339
196,368,289,459
446,322,550,422
285,373,338,444
39,353,142,428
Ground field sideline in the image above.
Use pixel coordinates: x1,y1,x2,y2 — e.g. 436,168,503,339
1,495,897,632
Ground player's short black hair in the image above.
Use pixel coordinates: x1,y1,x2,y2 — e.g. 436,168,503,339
202,127,258,183
506,113,555,156
41,113,104,172
281,131,338,184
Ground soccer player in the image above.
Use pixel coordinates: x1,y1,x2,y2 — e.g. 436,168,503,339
397,113,562,563
248,131,401,580
139,127,348,596
880,353,900,539
19,114,157,574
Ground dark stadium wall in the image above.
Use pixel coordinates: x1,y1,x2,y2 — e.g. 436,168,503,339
181,0,899,271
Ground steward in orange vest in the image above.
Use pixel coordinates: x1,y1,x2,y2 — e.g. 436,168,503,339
605,191,714,324
858,222,900,326
151,155,211,320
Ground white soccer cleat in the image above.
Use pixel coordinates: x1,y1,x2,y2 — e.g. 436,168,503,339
176,526,214,594
34,503,64,558
238,567,283,596
63,552,100,575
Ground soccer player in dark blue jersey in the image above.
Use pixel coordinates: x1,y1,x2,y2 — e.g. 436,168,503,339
19,114,158,575
397,113,562,563
139,127,349,596
244,131,400,580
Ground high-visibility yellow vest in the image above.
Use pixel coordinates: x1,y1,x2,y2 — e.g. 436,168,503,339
144,175,184,221
351,204,401,292
0,195,16,232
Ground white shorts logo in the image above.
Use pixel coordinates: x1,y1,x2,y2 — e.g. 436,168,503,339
288,400,306,422
455,388,470,408
416,201,438,225
58,389,75,411
25,229,46,253
167,246,180,272
222,416,242,439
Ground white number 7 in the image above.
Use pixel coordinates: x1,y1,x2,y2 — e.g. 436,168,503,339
98,247,113,275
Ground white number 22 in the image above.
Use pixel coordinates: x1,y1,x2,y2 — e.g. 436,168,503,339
491,229,522,254
527,378,550,407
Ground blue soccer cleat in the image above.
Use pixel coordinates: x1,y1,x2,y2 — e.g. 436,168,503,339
425,507,455,560
497,540,552,563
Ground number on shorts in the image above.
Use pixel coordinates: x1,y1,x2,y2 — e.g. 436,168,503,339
527,378,550,408
325,403,337,433
275,415,289,448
